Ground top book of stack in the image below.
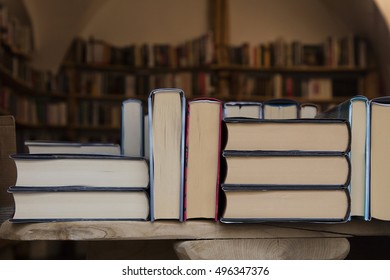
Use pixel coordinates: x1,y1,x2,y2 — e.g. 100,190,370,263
223,118,351,153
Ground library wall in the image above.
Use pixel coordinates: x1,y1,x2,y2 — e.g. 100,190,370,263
229,0,351,45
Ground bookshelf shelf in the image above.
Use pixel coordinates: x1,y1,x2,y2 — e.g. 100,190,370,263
2,219,390,241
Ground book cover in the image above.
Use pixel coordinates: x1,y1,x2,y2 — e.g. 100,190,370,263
317,95,369,220
148,88,186,221
184,98,222,221
121,98,144,157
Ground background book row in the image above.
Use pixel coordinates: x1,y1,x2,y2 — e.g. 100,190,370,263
233,73,359,101
0,87,67,126
65,32,214,68
226,35,367,68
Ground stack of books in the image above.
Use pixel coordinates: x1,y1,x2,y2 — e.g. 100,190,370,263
8,99,150,222
219,117,352,222
9,153,150,222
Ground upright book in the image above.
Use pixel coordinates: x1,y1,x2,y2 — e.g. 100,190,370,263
262,99,300,119
184,98,222,220
121,99,144,157
148,88,186,221
317,96,370,220
370,96,390,221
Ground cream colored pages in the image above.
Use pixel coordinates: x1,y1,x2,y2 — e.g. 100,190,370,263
186,101,220,219
370,102,390,220
152,92,182,219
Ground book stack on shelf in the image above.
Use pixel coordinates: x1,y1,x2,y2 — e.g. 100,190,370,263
219,117,352,223
9,154,150,222
7,99,149,222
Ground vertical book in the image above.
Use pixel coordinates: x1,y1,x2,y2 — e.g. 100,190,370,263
148,88,186,221
184,98,222,220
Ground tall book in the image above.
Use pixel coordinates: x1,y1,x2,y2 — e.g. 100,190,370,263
0,116,16,223
184,98,222,220
370,96,390,221
121,99,144,157
148,88,186,221
317,96,370,220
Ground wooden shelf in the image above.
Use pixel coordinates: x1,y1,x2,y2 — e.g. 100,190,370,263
1,219,390,241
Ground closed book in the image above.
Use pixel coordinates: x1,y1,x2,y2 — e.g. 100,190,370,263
11,154,149,189
25,140,121,155
317,95,369,220
148,88,186,221
9,186,149,222
223,118,350,153
221,151,351,188
121,99,144,157
223,101,262,119
220,186,350,223
262,98,299,119
370,96,390,221
184,98,222,221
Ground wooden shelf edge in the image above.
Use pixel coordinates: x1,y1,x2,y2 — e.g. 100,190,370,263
2,219,389,241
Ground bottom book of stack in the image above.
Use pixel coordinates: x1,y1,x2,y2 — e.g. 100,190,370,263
8,153,150,222
220,186,350,223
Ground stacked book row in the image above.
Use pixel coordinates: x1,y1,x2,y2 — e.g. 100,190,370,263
5,90,390,223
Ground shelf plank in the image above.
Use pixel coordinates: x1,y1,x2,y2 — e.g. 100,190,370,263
174,238,350,260
1,220,390,241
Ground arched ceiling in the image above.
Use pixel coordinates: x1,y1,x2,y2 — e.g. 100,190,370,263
19,0,390,94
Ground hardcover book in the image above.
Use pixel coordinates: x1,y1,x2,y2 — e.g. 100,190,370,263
148,88,186,221
11,154,149,189
25,140,121,155
223,118,350,153
262,98,300,119
221,151,351,188
9,187,149,222
220,186,350,223
317,95,369,220
223,101,262,119
370,96,390,221
184,98,222,221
